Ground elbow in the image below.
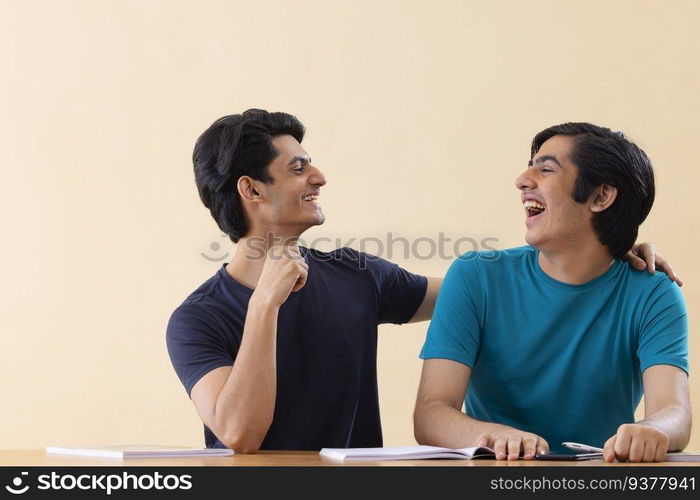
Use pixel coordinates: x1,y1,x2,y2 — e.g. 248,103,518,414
222,436,261,454
216,419,271,454
413,404,430,445
220,429,265,454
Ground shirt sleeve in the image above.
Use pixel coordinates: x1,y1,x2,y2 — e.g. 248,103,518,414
637,280,689,375
360,252,427,325
420,254,483,368
166,303,235,397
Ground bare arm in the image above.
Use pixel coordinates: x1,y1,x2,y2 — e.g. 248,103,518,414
189,245,308,453
603,365,691,462
190,298,279,453
413,359,549,460
408,277,442,323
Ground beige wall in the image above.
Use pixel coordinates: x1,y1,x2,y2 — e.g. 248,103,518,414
1,0,698,450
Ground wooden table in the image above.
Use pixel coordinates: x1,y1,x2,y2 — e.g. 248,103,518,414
0,450,696,467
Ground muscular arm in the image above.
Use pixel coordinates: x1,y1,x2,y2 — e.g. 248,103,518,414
408,277,442,323
413,359,549,460
190,297,279,453
603,365,691,462
188,245,308,453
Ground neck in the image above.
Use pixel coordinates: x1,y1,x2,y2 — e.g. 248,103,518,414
225,231,302,290
537,238,614,285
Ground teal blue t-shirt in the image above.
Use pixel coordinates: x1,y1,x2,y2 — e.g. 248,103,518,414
420,246,688,453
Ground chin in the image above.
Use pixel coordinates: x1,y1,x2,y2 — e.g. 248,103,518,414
309,210,325,226
524,231,542,249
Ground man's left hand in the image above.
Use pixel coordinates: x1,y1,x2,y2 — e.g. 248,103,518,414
603,423,670,462
624,242,683,286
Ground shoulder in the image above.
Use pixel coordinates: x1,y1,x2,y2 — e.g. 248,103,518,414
165,270,233,337
619,260,686,307
166,301,217,339
305,246,375,264
304,246,395,274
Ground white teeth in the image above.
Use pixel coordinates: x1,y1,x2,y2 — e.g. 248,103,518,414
523,200,545,210
303,194,319,202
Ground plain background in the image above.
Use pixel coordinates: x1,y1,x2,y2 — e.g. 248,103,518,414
1,0,697,450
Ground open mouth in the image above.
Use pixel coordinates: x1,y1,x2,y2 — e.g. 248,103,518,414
302,193,319,204
523,200,546,218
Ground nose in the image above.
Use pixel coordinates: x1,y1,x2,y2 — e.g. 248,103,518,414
309,165,327,187
515,168,536,191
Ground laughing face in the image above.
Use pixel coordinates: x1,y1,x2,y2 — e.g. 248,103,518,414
515,135,595,251
251,134,327,236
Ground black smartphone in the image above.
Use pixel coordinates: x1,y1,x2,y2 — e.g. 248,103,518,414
535,452,603,461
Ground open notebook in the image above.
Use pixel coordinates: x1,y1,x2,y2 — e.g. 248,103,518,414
320,445,496,461
45,445,234,459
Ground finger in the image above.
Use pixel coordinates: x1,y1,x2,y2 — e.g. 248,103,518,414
626,251,647,271
493,438,507,460
536,437,549,456
603,435,617,463
291,268,309,292
627,436,645,462
614,429,632,462
655,442,668,462
522,436,537,460
476,434,491,448
507,437,522,461
656,259,683,287
642,442,656,463
641,242,656,272
286,248,303,260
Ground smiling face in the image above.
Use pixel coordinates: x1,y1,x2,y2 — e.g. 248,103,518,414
515,135,596,251
245,134,327,237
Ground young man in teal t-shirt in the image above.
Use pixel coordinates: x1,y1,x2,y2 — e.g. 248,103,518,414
414,123,690,463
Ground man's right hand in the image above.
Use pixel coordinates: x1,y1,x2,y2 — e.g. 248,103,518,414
252,244,309,307
476,427,549,460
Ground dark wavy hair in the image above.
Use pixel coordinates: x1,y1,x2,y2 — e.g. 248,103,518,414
193,109,305,242
531,123,655,259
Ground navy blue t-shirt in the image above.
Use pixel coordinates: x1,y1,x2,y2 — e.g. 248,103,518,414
166,247,427,450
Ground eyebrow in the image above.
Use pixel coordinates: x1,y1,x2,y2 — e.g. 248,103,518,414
528,155,562,168
288,155,311,166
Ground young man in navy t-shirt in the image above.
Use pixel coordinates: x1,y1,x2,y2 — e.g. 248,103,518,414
166,110,439,452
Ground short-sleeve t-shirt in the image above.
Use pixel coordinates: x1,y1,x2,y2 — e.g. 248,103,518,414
167,247,427,450
420,246,688,453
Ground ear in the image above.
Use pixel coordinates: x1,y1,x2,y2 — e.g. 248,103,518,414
590,184,618,213
237,176,263,203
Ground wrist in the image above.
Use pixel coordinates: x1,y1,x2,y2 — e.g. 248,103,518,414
249,291,282,311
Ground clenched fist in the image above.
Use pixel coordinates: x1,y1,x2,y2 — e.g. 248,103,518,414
252,244,309,307
603,423,669,462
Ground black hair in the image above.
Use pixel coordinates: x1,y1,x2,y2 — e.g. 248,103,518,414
531,122,655,259
193,109,305,242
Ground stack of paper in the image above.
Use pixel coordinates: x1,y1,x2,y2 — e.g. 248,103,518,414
45,445,234,459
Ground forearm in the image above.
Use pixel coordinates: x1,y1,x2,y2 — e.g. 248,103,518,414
213,295,279,452
414,401,508,448
637,404,692,451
